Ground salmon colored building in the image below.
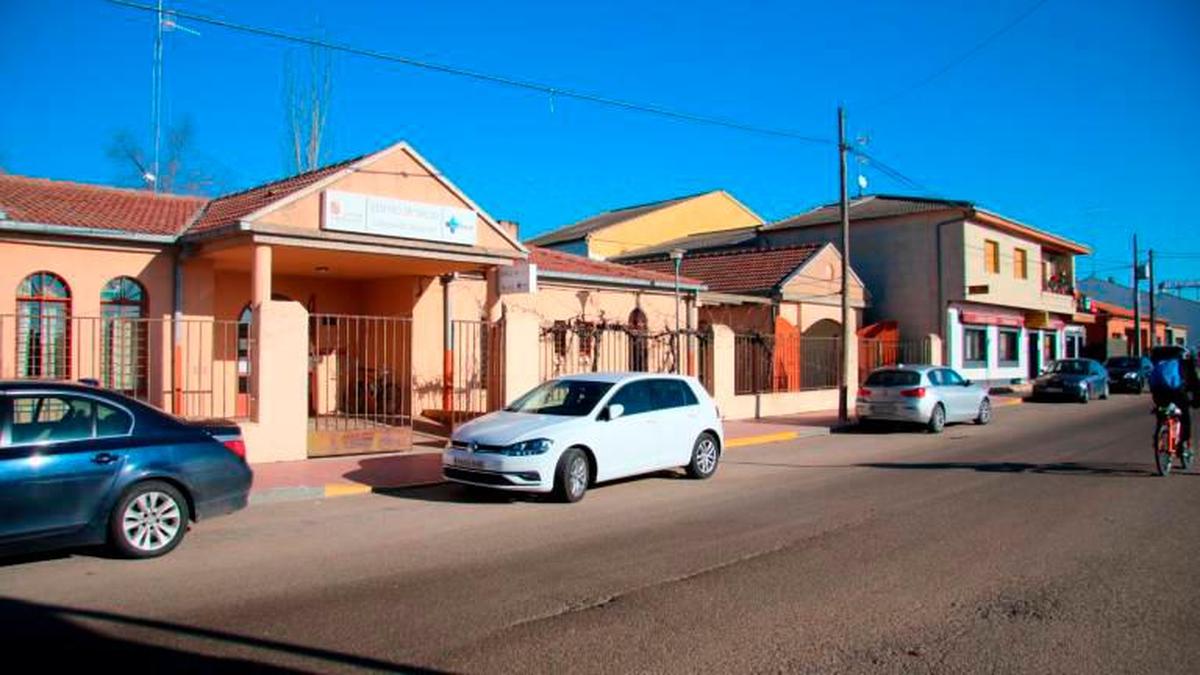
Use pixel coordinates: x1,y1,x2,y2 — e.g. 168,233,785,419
0,142,706,464
1084,299,1188,358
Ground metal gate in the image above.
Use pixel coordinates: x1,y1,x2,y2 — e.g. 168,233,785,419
446,319,506,428
307,313,414,457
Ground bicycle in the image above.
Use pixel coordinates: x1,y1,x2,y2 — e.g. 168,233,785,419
1153,403,1194,476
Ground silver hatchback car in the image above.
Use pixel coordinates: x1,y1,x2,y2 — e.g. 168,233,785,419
856,365,992,433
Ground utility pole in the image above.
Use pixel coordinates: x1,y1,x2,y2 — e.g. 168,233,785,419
837,106,852,424
1132,234,1140,356
1148,249,1156,349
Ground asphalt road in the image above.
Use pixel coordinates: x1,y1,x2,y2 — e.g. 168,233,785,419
3,393,1199,673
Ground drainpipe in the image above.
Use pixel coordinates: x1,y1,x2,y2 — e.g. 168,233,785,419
441,273,456,428
172,249,185,415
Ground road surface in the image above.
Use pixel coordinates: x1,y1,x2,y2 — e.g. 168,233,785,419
2,393,1198,673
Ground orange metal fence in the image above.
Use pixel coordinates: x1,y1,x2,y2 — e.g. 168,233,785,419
0,314,252,419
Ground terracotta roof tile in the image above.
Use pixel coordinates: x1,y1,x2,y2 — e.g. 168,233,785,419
530,246,702,287
626,244,822,295
0,174,206,236
187,153,369,235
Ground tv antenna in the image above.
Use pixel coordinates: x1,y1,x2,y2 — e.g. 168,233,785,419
149,1,200,191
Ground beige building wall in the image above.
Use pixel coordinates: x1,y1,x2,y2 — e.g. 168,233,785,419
763,213,953,341
961,219,1075,315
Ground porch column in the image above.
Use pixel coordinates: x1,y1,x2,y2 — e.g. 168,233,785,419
441,274,455,418
251,244,273,308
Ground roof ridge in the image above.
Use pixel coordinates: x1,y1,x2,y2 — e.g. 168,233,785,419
207,150,371,203
600,189,715,215
0,173,208,202
640,241,820,261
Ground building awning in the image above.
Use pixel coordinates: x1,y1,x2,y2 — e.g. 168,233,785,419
960,308,1024,327
1025,310,1066,330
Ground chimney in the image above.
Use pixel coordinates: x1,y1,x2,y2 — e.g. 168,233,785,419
498,219,520,240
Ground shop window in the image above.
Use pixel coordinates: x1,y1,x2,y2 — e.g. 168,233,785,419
963,326,988,366
984,240,1000,275
998,329,1019,365
100,277,148,394
16,272,71,379
1013,248,1028,280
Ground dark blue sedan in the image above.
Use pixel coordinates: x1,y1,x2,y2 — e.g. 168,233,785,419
0,381,252,559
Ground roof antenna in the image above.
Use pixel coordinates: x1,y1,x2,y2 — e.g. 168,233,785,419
149,1,200,192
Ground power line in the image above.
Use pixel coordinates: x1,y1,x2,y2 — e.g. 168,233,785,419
862,0,1052,111
851,148,944,198
107,0,834,146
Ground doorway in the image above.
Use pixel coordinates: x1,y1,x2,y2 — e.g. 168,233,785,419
1027,331,1040,379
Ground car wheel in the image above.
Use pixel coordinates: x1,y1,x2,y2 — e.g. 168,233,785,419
686,432,720,480
927,404,946,434
1079,386,1090,404
109,481,189,559
975,398,992,425
553,448,590,503
1100,383,1110,400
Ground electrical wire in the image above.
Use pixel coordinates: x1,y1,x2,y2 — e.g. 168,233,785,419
861,0,1053,111
107,0,835,146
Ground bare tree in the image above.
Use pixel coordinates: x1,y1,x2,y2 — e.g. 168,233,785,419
283,43,333,173
106,117,214,194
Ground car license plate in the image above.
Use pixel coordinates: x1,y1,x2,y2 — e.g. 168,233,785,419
1044,386,1061,393
454,456,486,470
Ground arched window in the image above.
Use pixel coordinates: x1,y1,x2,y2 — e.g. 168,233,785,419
100,277,147,394
17,272,71,379
628,308,648,371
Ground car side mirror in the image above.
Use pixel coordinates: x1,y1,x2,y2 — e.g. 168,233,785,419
963,380,972,387
604,403,625,421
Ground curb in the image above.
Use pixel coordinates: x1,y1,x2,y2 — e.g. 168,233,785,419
249,429,840,506
992,397,1024,408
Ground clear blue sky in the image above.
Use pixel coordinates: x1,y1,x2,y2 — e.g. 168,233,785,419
2,0,1198,282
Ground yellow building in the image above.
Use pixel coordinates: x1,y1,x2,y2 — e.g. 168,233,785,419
527,190,762,260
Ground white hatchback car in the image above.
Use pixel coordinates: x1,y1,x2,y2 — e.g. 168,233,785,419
443,373,724,502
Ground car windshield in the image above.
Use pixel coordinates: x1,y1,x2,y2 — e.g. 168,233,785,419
864,370,921,387
1105,357,1139,368
504,380,614,416
1049,360,1089,375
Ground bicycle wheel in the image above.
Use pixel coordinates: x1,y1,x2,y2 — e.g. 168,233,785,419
1155,425,1173,476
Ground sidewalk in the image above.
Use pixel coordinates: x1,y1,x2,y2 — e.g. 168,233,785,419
249,411,848,505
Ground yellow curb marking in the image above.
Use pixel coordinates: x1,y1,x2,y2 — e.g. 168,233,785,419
726,431,800,448
992,397,1023,407
324,484,372,498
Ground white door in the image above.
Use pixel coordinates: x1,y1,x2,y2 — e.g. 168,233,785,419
938,368,975,420
645,378,701,468
596,380,664,479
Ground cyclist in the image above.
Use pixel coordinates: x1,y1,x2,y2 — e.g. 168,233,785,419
1148,345,1200,453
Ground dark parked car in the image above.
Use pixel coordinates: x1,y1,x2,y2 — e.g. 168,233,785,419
1105,356,1152,393
1031,358,1110,403
0,381,252,559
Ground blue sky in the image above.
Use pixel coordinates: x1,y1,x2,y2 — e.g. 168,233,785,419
2,0,1198,282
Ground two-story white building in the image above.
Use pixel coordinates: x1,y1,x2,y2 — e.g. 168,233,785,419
757,195,1092,386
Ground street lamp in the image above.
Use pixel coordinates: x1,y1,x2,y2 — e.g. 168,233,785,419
670,248,685,374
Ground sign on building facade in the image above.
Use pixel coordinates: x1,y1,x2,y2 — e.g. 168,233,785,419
499,262,538,294
322,190,478,246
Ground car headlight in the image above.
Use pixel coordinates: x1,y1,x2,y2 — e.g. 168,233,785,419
500,438,553,456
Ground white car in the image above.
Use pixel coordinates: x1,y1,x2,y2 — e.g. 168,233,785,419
443,372,724,502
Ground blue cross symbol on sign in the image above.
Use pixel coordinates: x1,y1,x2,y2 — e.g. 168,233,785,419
445,216,460,234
